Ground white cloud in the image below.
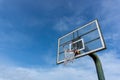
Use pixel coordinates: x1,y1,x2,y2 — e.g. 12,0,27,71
95,0,120,50
54,16,86,32
54,18,69,32
99,50,120,80
99,0,120,30
0,65,97,80
104,33,120,48
0,53,15,66
105,33,119,41
0,50,120,80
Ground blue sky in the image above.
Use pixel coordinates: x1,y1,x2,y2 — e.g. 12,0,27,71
0,0,120,80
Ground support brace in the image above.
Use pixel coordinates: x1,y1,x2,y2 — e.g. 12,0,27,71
89,53,105,80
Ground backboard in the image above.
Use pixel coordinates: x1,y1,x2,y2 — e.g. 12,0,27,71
57,19,106,64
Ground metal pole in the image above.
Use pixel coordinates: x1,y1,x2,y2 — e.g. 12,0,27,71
89,53,105,80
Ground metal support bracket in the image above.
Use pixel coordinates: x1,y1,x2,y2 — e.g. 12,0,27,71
89,53,105,80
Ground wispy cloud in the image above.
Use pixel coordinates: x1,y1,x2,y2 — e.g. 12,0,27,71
53,16,86,32
100,50,120,80
98,0,120,50
54,18,69,32
105,33,120,49
53,0,102,32
0,50,119,80
0,65,97,80
97,0,120,30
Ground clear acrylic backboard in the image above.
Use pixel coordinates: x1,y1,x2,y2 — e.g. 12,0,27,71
57,19,106,64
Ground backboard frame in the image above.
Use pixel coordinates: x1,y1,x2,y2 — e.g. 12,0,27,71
57,19,106,64
71,38,85,51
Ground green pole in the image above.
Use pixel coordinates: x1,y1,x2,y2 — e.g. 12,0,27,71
89,53,105,80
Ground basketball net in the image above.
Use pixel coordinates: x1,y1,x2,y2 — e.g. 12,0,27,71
64,49,75,65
